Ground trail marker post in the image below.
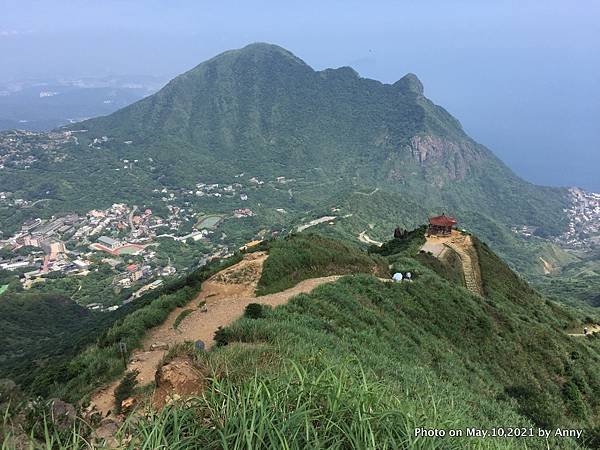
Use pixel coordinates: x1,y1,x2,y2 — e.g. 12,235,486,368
118,341,128,369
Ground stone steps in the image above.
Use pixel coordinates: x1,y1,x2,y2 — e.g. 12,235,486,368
445,235,484,296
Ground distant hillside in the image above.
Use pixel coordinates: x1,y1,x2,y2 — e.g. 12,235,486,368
70,43,568,231
0,43,569,281
0,293,100,386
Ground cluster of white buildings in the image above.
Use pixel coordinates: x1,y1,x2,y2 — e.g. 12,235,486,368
557,188,600,250
0,129,76,170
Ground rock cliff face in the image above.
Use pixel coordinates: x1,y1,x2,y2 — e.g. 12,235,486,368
407,135,481,181
409,135,458,164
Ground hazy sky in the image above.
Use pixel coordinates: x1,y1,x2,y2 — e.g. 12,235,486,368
2,0,599,190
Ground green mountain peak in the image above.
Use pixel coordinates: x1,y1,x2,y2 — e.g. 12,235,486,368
394,73,424,95
238,41,306,59
189,41,311,75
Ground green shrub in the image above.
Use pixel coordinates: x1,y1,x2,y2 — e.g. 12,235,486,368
371,226,427,257
244,303,269,319
214,326,233,347
504,384,561,429
563,381,587,420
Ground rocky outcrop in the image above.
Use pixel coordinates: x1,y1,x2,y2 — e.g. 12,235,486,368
92,417,121,449
152,356,206,408
150,342,169,351
49,399,77,431
406,135,481,181
393,73,424,95
409,135,457,164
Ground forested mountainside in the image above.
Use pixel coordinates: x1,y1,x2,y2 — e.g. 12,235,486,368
0,44,568,274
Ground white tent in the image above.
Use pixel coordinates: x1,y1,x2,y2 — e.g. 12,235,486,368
392,272,403,282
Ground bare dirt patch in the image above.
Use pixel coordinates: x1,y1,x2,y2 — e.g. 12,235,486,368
539,256,555,275
568,324,600,337
152,356,206,409
358,230,383,247
421,231,483,296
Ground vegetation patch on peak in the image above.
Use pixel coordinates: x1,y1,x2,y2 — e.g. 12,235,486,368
255,233,388,295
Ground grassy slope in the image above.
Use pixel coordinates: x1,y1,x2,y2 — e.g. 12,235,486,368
533,256,600,310
76,234,600,449
0,293,102,382
255,233,388,295
208,237,600,446
415,249,465,286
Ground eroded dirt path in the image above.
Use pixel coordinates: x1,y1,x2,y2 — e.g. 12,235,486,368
445,235,484,296
90,251,341,415
421,231,484,296
568,325,600,337
539,256,555,275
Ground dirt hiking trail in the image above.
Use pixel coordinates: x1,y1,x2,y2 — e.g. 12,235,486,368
90,251,341,415
568,325,600,337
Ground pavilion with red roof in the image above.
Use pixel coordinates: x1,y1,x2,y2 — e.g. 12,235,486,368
428,214,457,236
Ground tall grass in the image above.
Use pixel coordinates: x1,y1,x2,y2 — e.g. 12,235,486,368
117,362,469,450
2,405,95,450
7,359,569,449
6,235,598,449
256,234,387,295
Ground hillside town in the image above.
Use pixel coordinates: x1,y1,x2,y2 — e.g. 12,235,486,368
0,129,74,169
556,187,600,251
0,201,235,311
510,187,600,252
0,165,298,310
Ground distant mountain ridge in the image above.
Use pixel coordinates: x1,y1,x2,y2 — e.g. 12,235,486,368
0,43,569,273
73,44,566,212
75,43,484,183
0,77,160,132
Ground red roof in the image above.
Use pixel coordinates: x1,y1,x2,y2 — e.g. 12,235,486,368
429,214,457,227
